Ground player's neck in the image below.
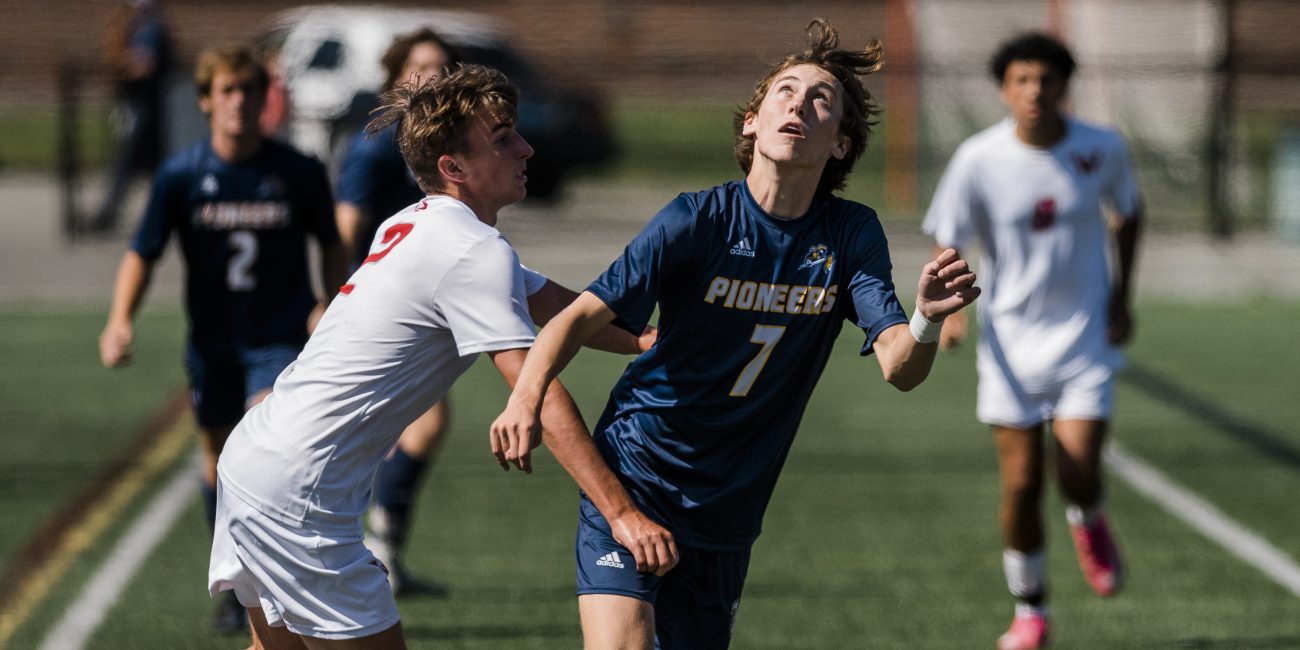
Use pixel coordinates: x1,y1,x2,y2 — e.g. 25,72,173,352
745,162,820,220
211,131,262,163
1016,113,1067,149
435,188,499,227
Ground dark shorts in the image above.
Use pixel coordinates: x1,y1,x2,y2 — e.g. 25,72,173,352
185,343,300,428
575,496,751,649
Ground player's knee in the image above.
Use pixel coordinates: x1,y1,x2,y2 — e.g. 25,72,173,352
1001,474,1044,508
580,594,653,650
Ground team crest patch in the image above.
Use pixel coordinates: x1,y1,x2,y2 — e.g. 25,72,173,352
798,244,834,272
1072,151,1101,175
1032,198,1056,231
200,173,219,196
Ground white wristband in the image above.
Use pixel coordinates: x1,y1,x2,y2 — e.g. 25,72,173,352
909,309,944,344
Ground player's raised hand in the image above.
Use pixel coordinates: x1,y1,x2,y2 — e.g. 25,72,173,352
916,248,980,322
609,511,678,576
99,320,135,368
489,402,542,473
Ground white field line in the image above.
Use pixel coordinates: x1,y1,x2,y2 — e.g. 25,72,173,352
1106,441,1300,596
38,457,199,650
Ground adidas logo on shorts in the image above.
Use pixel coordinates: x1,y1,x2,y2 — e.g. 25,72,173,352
596,551,625,569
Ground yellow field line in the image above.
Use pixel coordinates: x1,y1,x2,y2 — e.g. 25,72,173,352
0,416,194,648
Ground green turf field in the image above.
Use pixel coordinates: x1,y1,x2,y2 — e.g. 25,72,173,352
2,299,1298,649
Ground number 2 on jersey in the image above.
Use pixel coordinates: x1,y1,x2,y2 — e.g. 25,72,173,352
730,324,786,397
226,231,258,291
339,223,414,294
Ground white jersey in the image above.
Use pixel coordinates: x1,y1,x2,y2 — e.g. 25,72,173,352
923,117,1141,391
217,195,546,530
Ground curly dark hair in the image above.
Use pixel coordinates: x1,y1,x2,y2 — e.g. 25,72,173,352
733,19,883,196
381,28,463,93
367,64,517,193
989,32,1076,83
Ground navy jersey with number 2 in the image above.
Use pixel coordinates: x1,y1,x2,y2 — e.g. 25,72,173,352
587,179,908,550
131,139,339,352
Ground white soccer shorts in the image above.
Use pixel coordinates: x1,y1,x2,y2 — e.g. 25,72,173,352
976,360,1116,428
208,481,400,640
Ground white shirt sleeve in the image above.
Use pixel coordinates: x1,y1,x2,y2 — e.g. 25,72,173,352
519,262,549,297
435,235,538,356
1104,133,1142,219
922,145,982,249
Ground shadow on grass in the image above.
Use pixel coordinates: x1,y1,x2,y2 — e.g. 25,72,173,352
403,623,575,641
1170,636,1300,648
1122,362,1300,471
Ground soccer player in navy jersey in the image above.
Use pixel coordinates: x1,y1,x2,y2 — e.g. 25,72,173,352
98,45,349,633
492,20,981,648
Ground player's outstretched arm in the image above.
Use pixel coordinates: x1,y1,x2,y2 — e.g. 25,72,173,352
489,346,678,574
1108,204,1142,345
99,250,156,368
497,291,620,434
527,280,656,354
872,248,980,390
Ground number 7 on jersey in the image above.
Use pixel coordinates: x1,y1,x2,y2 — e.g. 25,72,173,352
730,324,785,397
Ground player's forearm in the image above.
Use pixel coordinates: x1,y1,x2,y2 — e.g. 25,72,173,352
508,315,593,415
1112,208,1142,304
539,383,638,520
334,203,366,254
319,242,350,304
528,282,645,355
511,292,615,413
107,250,153,325
873,323,937,391
582,324,649,355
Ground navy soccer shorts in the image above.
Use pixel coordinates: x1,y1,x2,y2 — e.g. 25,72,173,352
575,495,751,649
186,343,300,428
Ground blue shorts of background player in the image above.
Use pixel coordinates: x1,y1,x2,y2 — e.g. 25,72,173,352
185,343,299,428
576,496,750,648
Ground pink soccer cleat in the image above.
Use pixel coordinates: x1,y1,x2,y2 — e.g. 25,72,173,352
997,611,1049,650
1069,512,1124,597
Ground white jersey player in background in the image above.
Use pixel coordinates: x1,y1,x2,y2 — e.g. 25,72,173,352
208,65,668,649
922,32,1142,650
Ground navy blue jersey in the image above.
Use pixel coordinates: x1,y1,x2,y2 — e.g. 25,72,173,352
587,180,908,550
336,123,424,264
131,139,339,351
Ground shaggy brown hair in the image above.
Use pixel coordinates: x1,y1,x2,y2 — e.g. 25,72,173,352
733,19,883,196
194,46,268,98
381,28,463,93
367,64,518,193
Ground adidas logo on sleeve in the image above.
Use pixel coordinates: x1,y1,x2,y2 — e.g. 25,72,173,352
596,551,626,569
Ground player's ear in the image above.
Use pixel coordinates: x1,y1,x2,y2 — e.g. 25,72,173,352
198,94,213,116
830,133,850,160
741,111,758,137
437,154,466,185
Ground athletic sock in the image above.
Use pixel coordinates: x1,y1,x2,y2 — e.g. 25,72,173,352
202,480,218,533
1066,502,1102,527
1003,548,1048,612
374,447,427,548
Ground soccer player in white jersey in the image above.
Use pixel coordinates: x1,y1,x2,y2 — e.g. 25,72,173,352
208,65,669,648
922,33,1143,650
